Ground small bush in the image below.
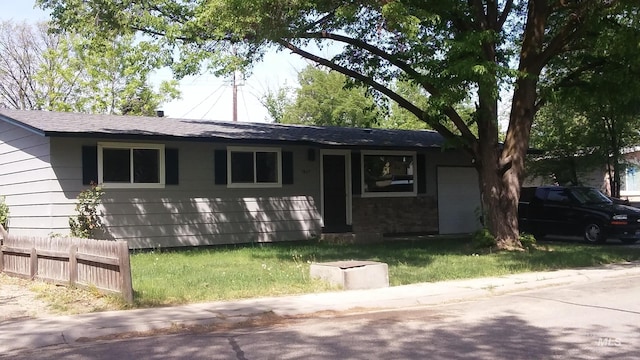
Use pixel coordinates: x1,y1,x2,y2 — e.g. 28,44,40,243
519,232,537,251
69,184,104,238
0,196,8,230
472,228,496,249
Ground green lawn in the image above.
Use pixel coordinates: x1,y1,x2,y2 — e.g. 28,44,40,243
130,237,640,307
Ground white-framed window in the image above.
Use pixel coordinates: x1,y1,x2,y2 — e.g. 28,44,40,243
361,150,416,197
227,146,282,188
622,164,640,195
98,142,165,188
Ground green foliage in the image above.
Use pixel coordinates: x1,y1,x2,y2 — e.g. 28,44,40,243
527,103,604,186
377,80,431,130
529,32,640,190
529,4,640,195
75,35,180,115
69,184,105,238
0,196,9,230
471,228,496,249
266,73,471,131
518,233,537,251
262,86,294,122
273,65,382,128
0,20,179,114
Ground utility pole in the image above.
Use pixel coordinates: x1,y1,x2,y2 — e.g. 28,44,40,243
231,45,243,122
230,68,244,122
232,69,238,122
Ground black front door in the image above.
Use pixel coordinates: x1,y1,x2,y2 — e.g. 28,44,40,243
322,154,349,232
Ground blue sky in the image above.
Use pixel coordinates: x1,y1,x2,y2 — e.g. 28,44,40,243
1,2,49,22
0,1,310,122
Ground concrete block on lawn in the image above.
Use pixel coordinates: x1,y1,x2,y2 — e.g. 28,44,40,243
310,260,389,290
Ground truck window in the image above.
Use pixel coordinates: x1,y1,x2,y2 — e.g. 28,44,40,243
533,188,548,201
547,189,570,203
569,187,612,205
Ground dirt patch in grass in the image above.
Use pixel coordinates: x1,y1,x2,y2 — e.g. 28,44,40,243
0,276,51,322
0,273,125,323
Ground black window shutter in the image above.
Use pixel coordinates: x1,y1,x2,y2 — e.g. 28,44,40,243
417,153,427,194
165,148,179,185
351,151,361,195
214,149,228,185
282,151,294,184
82,146,98,185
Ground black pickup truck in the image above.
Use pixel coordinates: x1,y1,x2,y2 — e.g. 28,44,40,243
518,186,640,244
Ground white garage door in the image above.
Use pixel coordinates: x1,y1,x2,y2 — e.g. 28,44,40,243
437,167,482,234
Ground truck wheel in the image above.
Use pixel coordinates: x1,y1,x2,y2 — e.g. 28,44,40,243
584,222,606,243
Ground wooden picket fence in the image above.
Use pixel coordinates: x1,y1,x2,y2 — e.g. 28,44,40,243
0,234,133,303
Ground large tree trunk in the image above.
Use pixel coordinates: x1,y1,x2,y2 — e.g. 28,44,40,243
475,134,525,250
474,79,523,249
474,71,538,250
469,1,542,250
478,168,521,249
474,0,548,250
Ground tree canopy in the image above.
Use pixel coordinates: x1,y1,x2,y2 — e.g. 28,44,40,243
0,20,179,115
264,65,433,130
529,11,640,196
39,0,640,249
562,28,640,198
264,65,381,127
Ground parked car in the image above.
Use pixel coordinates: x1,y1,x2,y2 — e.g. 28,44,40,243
518,186,640,244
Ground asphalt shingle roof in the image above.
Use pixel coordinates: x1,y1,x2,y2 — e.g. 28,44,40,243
0,109,445,149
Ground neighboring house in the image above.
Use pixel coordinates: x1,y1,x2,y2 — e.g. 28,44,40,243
524,148,640,203
0,109,482,249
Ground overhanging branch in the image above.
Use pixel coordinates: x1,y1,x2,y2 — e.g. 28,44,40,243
537,58,607,109
497,0,514,29
277,39,460,141
299,31,477,143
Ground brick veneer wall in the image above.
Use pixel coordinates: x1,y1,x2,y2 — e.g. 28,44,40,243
352,195,438,234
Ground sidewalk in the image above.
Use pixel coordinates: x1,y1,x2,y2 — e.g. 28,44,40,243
2,262,640,354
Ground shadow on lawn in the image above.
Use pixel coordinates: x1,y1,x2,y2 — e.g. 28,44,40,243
250,236,475,266
133,235,640,277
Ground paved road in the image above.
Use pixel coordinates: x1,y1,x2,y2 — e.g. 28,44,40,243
5,274,639,359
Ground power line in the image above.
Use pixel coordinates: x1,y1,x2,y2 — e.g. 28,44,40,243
202,85,229,119
180,83,224,118
239,85,251,122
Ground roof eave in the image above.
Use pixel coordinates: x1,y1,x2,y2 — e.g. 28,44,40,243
45,131,444,150
0,114,47,136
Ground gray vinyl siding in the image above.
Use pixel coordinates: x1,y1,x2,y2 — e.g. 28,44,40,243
51,138,322,249
98,195,320,248
0,122,71,236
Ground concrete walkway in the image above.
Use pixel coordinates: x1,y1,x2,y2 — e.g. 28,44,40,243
2,262,640,354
